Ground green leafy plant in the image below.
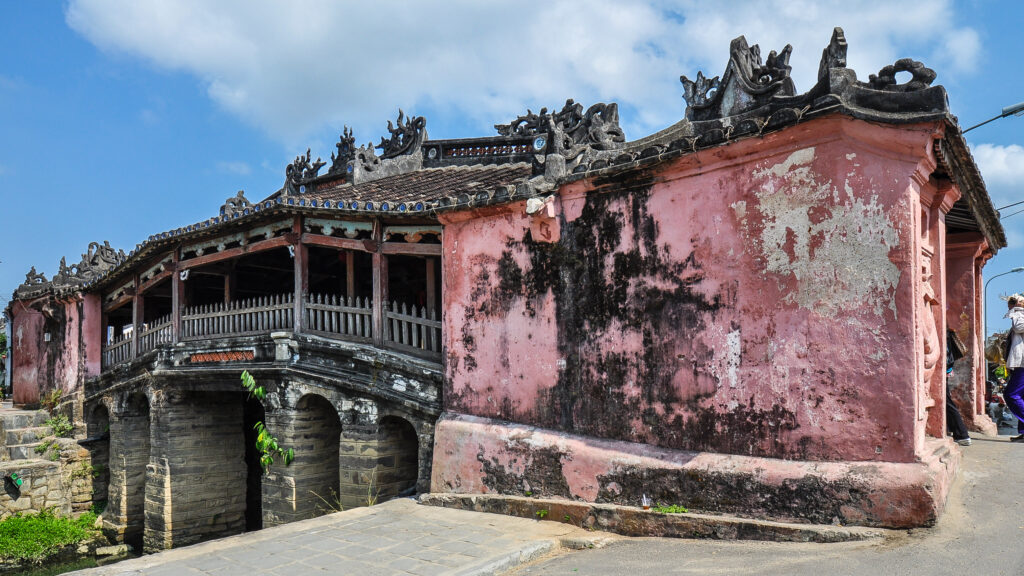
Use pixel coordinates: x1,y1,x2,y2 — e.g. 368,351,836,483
45,415,74,438
652,503,689,514
241,371,294,472
40,389,62,415
34,439,60,461
0,509,99,563
535,509,549,519
253,422,294,471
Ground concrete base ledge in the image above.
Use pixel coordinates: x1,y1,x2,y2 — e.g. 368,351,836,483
430,413,961,528
419,493,886,543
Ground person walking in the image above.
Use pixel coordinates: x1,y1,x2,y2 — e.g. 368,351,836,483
1003,294,1024,441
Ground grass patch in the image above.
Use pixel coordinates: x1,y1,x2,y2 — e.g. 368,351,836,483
0,510,99,564
651,503,689,514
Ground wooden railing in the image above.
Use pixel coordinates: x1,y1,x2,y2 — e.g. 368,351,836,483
384,301,442,359
138,314,173,354
182,294,294,340
304,294,373,341
102,292,443,369
102,332,132,369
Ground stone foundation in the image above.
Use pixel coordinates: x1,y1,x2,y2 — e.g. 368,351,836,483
431,413,960,528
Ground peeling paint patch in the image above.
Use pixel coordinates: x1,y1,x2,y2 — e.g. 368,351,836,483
745,148,900,318
726,329,741,388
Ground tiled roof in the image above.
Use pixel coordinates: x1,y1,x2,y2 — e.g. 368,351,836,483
306,163,531,209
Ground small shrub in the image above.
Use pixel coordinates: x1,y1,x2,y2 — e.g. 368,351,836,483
40,389,62,415
45,415,74,438
652,503,689,514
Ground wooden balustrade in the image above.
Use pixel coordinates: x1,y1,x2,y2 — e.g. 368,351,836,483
138,314,173,354
384,301,442,359
182,293,294,340
102,332,133,369
304,294,373,341
100,292,442,370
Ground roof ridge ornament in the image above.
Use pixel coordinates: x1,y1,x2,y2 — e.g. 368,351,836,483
495,99,625,151
221,191,252,217
16,267,50,297
376,110,427,159
682,35,795,121
868,58,936,92
817,27,848,82
329,126,356,174
284,148,326,194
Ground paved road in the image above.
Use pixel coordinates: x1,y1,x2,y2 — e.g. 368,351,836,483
509,432,1024,576
75,499,606,576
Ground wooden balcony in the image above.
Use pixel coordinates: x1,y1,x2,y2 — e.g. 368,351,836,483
101,292,442,370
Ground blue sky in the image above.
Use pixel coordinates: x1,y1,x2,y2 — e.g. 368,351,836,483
0,1,1021,336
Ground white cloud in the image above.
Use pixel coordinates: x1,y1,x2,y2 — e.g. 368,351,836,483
970,143,1024,210
216,161,252,176
65,0,979,146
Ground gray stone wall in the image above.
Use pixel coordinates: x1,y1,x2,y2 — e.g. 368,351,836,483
0,459,68,518
144,391,247,552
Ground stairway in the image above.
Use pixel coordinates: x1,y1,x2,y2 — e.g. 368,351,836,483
0,404,50,462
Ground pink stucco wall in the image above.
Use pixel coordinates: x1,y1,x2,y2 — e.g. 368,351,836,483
9,295,90,406
441,117,946,464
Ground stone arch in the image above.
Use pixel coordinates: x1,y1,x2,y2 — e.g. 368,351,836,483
291,393,342,519
85,402,111,512
112,391,150,551
375,415,420,501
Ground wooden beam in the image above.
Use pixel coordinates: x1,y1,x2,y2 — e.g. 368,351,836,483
381,242,442,256
102,294,134,314
300,233,376,253
178,235,292,270
138,268,173,296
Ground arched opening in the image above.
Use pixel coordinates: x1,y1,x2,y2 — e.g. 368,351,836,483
243,396,265,531
86,404,110,513
293,394,341,518
376,416,419,502
121,393,150,551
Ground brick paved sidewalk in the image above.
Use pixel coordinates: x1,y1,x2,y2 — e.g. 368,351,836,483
73,498,610,576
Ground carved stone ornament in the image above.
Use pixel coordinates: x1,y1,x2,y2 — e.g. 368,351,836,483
495,99,625,152
681,35,796,121
284,148,326,193
220,190,252,217
868,58,936,92
15,267,51,297
47,241,128,292
376,110,427,159
817,27,848,82
329,126,356,174
356,143,381,173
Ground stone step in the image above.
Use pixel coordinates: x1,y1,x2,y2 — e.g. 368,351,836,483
8,443,49,461
5,427,51,447
0,410,50,430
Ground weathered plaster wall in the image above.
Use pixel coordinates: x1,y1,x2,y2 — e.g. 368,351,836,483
430,413,957,528
946,233,996,434
442,118,933,464
9,296,91,407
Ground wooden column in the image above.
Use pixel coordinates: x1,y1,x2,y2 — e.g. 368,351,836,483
224,267,235,304
293,217,308,334
425,257,436,314
372,219,388,346
171,250,183,343
130,275,142,359
345,251,355,302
